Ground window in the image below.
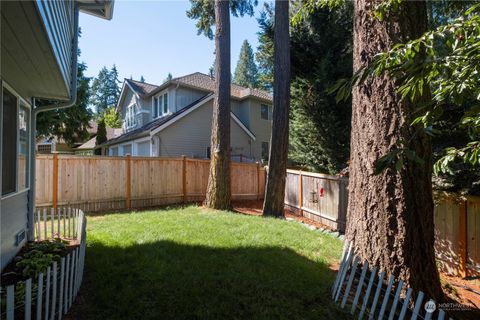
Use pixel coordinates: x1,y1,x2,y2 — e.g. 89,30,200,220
1,86,31,196
153,92,169,118
18,103,30,190
261,141,269,161
2,88,17,196
110,147,118,156
261,104,272,120
123,144,132,156
126,104,137,128
153,97,158,118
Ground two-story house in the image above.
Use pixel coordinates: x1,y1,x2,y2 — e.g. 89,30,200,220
1,0,113,270
99,73,273,162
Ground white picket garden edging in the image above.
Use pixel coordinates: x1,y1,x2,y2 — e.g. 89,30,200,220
1,208,86,320
332,241,453,320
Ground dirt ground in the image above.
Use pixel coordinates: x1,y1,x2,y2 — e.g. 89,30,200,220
232,200,480,316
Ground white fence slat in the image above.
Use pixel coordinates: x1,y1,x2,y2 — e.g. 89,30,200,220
25,278,32,320
64,254,70,313
6,285,14,320
51,261,57,320
332,241,351,297
411,291,425,320
438,310,445,320
36,273,44,320
398,287,413,320
378,275,395,320
37,210,42,240
368,271,385,320
44,266,51,320
74,248,80,296
68,207,71,238
63,208,66,238
69,251,75,309
358,266,377,320
57,208,61,238
58,258,65,320
51,208,54,239
43,208,48,240
341,256,360,308
388,280,404,320
351,260,369,314
335,246,354,302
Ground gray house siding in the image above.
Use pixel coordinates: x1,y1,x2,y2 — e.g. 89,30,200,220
157,100,252,159
174,87,207,112
1,191,28,270
248,99,273,161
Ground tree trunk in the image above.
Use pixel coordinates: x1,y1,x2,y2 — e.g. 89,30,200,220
204,0,231,210
263,0,290,218
347,0,443,300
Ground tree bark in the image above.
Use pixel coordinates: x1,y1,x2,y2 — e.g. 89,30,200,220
263,0,290,218
204,0,231,210
347,0,443,300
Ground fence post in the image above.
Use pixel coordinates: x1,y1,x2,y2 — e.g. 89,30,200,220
459,198,468,277
126,155,131,210
299,171,303,216
182,155,187,203
53,153,59,210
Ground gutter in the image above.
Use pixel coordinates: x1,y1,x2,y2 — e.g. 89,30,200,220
27,3,80,241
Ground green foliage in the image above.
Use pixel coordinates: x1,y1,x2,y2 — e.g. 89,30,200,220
256,2,353,173
331,4,480,175
103,107,122,128
186,0,258,39
233,40,259,87
164,72,173,83
16,250,61,279
90,65,121,114
95,118,108,155
36,62,93,146
140,75,145,83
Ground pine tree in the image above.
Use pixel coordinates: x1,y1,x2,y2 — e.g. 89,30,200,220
164,73,173,83
140,75,146,83
94,118,107,155
91,65,121,114
233,40,259,87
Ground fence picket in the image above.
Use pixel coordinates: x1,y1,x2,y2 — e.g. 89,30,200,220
43,208,47,240
341,256,360,308
6,285,14,320
58,258,65,319
68,207,71,238
64,254,70,313
37,210,41,240
358,266,377,320
438,310,445,320
411,291,425,320
51,208,54,239
63,208,66,238
25,278,32,320
332,241,351,298
51,261,57,320
351,260,369,314
36,273,44,320
69,251,75,309
378,275,395,320
388,280,404,320
368,271,385,320
398,287,413,320
334,246,354,302
57,208,61,238
44,266,51,320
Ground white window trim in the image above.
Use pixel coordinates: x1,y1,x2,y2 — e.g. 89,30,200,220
152,90,170,119
1,81,32,199
260,104,272,121
125,102,137,129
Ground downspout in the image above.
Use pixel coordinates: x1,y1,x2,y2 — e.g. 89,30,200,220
27,4,80,241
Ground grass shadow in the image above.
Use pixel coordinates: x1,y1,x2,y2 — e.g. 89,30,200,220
72,240,349,320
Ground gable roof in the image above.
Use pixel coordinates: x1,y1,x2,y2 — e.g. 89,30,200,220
76,127,122,150
99,93,256,148
150,72,272,102
125,79,159,98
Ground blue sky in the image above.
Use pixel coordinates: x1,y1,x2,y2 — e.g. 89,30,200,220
79,0,265,85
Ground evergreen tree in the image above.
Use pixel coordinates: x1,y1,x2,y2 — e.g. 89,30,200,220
94,118,107,155
164,73,173,83
91,65,121,114
36,62,92,145
233,40,259,87
140,75,146,83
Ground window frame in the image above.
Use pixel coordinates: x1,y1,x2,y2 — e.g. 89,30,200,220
1,81,32,199
261,141,270,162
260,104,272,121
152,91,169,119
125,103,137,128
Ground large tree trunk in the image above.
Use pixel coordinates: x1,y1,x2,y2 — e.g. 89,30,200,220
204,0,231,210
347,0,443,300
263,0,290,217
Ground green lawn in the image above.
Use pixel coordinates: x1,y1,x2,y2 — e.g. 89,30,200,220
77,206,349,319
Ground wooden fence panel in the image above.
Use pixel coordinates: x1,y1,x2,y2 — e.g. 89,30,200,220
434,198,461,275
467,197,480,273
36,155,265,212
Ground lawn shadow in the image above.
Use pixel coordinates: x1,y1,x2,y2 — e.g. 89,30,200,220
69,240,349,320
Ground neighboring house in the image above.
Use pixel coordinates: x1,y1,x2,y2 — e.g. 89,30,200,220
1,0,113,270
98,73,273,163
75,127,122,155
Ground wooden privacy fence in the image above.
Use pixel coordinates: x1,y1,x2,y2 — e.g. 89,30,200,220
434,194,480,277
284,169,348,232
36,154,266,212
284,169,480,277
0,208,86,320
332,241,453,320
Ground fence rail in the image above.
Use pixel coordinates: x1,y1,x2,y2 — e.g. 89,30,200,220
1,208,86,320
332,242,453,320
36,154,266,212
